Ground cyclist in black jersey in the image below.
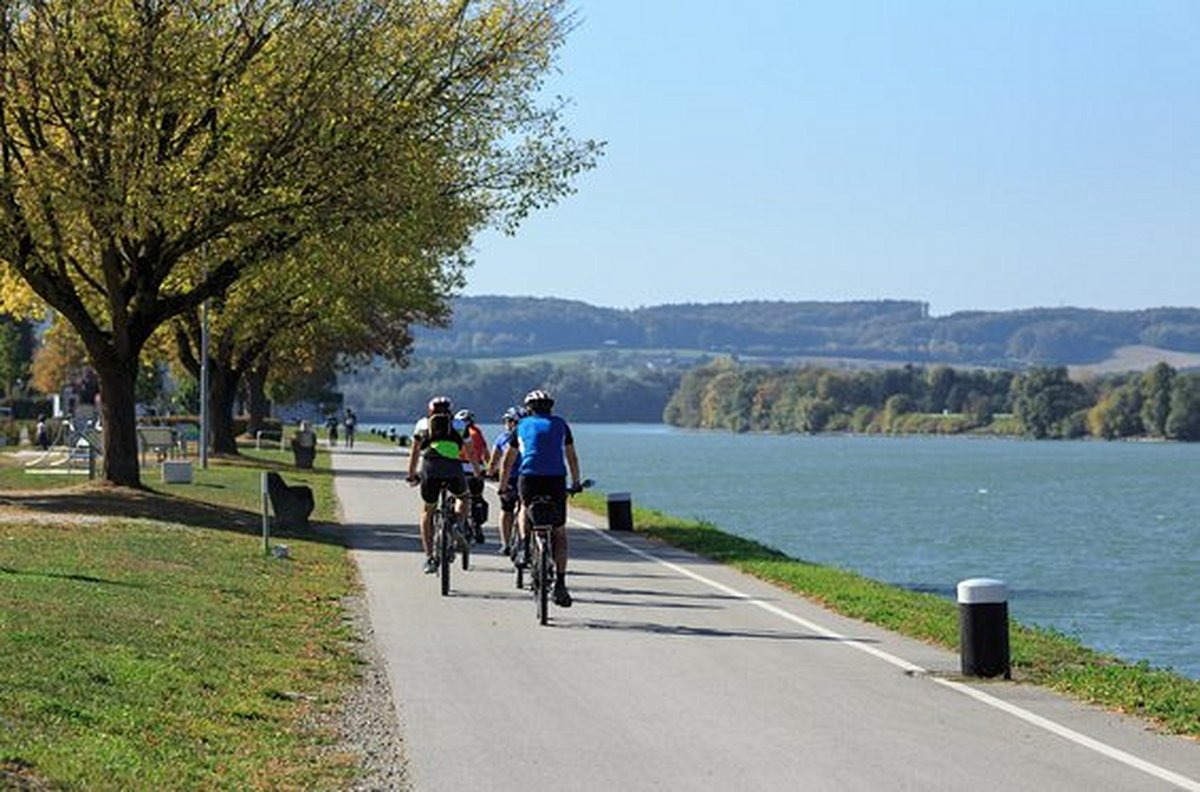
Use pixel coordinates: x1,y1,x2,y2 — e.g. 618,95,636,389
406,396,482,573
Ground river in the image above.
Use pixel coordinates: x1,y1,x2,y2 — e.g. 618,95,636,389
369,421,1199,679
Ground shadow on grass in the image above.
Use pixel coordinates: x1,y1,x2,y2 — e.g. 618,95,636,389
0,565,145,587
0,455,345,549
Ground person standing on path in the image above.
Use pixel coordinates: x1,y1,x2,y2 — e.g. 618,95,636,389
344,408,357,449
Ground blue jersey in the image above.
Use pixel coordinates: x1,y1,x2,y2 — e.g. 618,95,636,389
493,432,520,485
514,414,573,477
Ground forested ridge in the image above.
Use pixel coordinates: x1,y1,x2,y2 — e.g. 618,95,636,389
342,296,1200,428
414,296,1200,366
339,357,679,424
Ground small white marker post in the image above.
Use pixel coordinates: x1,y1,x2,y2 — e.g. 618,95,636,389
261,471,271,556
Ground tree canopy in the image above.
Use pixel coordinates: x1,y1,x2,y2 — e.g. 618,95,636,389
0,0,599,485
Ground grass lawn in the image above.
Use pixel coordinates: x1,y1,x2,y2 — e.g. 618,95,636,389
574,492,1200,738
0,444,363,790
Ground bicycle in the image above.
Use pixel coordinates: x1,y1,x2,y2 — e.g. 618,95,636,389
464,476,488,546
429,481,471,596
525,479,592,625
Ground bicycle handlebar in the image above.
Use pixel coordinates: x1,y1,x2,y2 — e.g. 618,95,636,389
568,478,595,495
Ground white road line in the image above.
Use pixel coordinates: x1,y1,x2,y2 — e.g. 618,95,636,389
570,514,1200,791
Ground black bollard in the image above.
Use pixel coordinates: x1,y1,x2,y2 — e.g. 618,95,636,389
607,492,633,531
957,578,1010,679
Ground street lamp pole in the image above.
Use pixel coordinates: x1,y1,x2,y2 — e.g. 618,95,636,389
199,271,210,470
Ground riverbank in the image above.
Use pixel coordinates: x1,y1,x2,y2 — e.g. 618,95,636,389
572,490,1200,738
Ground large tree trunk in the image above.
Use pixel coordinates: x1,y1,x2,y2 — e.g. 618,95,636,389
93,355,142,487
245,362,271,437
209,362,243,454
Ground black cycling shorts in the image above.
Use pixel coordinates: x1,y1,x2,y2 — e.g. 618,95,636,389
518,475,566,527
499,484,520,513
420,456,466,504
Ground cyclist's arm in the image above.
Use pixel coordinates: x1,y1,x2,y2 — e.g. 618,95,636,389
498,445,517,490
565,441,581,489
406,435,423,480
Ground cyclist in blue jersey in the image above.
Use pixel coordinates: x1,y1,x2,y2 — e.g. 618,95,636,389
486,407,523,556
498,390,582,607
406,396,482,574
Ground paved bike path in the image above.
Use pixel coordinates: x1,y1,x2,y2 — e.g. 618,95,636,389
331,444,1200,791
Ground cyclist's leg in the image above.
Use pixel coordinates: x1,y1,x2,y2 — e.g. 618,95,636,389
514,476,535,567
499,488,517,553
547,476,568,576
447,470,469,526
418,473,440,571
468,475,486,542
551,524,569,575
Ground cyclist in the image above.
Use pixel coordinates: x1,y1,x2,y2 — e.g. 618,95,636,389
454,409,489,544
486,406,523,557
498,390,583,608
406,397,482,574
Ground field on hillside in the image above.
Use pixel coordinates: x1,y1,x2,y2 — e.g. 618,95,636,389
1070,345,1200,376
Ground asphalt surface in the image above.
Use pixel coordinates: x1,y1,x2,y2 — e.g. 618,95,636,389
331,442,1200,791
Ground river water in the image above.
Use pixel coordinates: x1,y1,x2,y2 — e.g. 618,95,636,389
371,421,1199,679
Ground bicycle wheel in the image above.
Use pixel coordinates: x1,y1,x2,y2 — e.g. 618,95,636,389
438,511,451,597
536,533,550,625
460,521,470,571
514,541,525,590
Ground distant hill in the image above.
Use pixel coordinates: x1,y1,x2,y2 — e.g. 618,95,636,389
413,296,1200,370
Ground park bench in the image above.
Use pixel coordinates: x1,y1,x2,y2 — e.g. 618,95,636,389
137,425,178,467
174,423,200,456
266,472,314,530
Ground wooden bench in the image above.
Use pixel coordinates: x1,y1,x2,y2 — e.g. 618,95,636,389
174,423,200,456
137,426,178,467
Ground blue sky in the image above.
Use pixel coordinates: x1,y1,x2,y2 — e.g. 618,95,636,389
466,1,1200,317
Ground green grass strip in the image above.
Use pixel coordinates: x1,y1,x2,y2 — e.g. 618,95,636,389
574,492,1200,737
0,445,362,790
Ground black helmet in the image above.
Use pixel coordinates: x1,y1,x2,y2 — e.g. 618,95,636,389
427,396,452,415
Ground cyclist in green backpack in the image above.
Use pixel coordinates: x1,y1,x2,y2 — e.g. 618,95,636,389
406,396,482,573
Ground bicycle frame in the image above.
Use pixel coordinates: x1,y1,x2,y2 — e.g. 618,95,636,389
526,498,558,626
513,479,591,624
433,485,470,596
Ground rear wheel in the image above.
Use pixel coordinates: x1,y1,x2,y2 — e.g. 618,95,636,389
536,534,550,625
438,512,451,596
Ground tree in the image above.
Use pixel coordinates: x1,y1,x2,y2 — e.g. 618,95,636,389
29,318,88,398
0,313,33,400
1139,362,1175,438
1086,382,1142,439
1165,375,1200,441
1010,367,1089,439
1,1,599,486
172,221,462,451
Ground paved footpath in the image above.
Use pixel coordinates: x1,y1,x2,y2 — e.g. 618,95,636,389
331,443,1200,791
